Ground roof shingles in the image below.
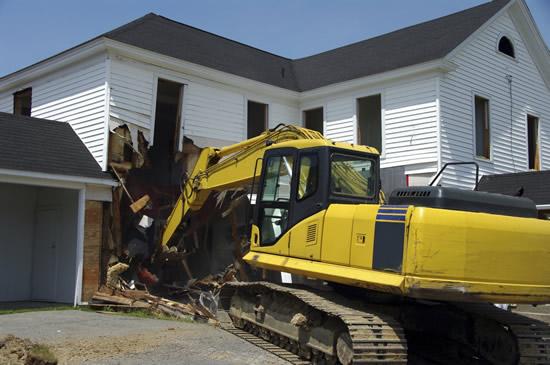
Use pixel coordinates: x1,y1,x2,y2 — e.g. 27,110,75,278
103,0,510,91
0,112,111,180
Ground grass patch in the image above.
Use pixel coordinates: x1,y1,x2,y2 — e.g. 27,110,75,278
91,306,194,323
29,344,57,363
0,305,74,315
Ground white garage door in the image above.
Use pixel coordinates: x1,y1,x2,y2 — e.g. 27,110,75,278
0,183,78,303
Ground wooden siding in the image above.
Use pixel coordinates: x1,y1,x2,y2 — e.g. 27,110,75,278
440,11,550,188
29,58,107,167
382,78,438,168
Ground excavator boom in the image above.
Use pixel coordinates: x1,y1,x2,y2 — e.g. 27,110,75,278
161,125,329,246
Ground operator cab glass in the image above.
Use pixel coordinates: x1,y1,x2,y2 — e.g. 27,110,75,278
330,154,376,198
259,154,294,244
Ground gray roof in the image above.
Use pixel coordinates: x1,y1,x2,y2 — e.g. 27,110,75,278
104,0,510,91
477,170,550,205
0,112,112,181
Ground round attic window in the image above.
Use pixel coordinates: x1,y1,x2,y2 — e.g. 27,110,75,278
498,36,515,58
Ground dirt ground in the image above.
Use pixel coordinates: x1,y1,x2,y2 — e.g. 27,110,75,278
0,310,287,365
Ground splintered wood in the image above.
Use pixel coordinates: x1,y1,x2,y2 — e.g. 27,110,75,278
90,286,217,322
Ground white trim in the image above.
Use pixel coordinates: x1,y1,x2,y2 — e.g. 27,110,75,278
537,204,550,210
0,168,116,187
149,75,159,145
101,55,112,171
74,189,86,306
300,59,457,101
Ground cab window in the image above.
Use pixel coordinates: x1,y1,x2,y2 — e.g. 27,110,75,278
330,154,375,198
259,154,294,245
297,154,318,201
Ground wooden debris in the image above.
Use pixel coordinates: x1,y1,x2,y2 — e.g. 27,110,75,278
130,194,151,213
90,286,216,322
106,263,129,289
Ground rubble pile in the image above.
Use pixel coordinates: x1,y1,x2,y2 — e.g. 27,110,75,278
91,264,240,323
98,125,255,315
0,335,57,365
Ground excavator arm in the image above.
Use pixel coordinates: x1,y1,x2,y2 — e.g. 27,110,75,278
161,124,324,246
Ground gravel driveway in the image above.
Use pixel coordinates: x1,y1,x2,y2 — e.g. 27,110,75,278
0,310,287,365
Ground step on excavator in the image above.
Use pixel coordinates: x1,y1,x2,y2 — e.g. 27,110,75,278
161,124,550,364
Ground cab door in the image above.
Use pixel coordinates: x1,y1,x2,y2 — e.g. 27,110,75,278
255,149,297,254
288,151,326,260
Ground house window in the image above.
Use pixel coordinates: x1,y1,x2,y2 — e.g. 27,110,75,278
304,107,324,134
527,115,540,170
357,94,382,152
474,96,490,159
247,101,268,138
498,36,515,58
13,88,32,116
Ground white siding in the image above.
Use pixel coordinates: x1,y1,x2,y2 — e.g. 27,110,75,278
304,76,438,170
0,93,12,113
324,98,355,143
440,11,550,188
184,82,245,143
382,78,438,168
109,59,155,131
269,103,300,129
30,58,107,167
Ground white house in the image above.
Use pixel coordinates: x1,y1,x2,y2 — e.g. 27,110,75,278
0,0,549,192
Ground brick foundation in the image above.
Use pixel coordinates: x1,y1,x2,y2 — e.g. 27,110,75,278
82,200,103,302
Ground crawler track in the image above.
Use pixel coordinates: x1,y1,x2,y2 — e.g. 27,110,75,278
455,303,550,365
224,282,407,364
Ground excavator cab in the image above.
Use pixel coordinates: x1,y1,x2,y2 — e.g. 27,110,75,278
253,146,380,247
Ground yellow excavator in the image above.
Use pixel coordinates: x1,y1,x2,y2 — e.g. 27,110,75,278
161,124,550,364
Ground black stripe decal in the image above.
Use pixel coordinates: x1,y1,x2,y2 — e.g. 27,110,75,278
376,214,406,221
378,209,408,215
372,221,405,273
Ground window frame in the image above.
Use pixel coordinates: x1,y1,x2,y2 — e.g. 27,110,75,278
302,106,325,135
13,87,32,117
246,99,269,139
526,113,541,171
296,153,319,202
495,33,518,62
472,93,493,161
355,93,384,156
329,152,377,199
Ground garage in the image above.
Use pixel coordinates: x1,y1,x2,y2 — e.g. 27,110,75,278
0,112,115,304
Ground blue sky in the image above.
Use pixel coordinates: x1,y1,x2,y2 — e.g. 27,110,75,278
0,0,548,77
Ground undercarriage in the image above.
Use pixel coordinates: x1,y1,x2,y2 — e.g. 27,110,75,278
223,282,550,364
